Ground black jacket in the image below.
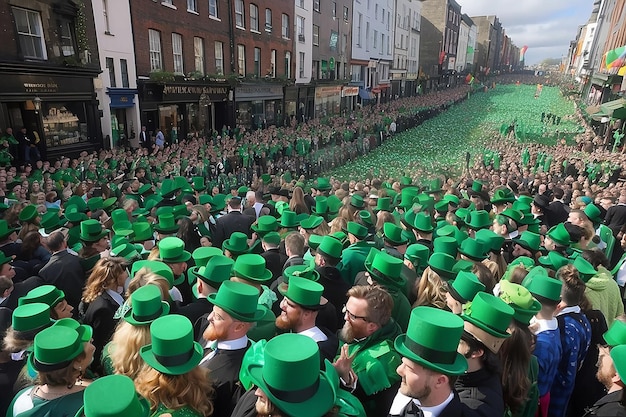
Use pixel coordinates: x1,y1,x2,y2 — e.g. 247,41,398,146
455,367,504,417
212,211,255,248
583,390,626,417
39,250,86,315
80,291,121,375
177,297,213,327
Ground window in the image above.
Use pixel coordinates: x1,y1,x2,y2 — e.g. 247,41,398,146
162,0,172,4
102,0,111,33
313,0,320,12
282,14,290,38
194,37,205,74
172,33,183,74
59,20,76,57
332,1,336,17
120,59,129,87
215,41,224,74
237,44,246,76
298,0,304,8
106,57,116,87
297,16,305,41
313,25,319,46
343,6,349,20
375,5,378,19
373,29,377,49
270,49,276,77
357,13,362,46
235,0,245,28
209,0,218,18
250,4,259,31
187,0,197,12
148,29,162,70
265,9,272,32
365,22,369,51
299,52,305,78
254,47,261,77
382,8,385,24
380,33,384,55
285,51,291,78
13,7,47,59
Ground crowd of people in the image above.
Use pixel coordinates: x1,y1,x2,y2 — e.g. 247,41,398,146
2,73,626,417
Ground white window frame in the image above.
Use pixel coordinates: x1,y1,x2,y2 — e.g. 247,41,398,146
313,0,320,12
148,29,162,71
215,41,224,74
285,51,291,78
270,49,276,77
297,16,305,42
237,44,246,76
254,47,261,77
282,14,290,39
235,0,245,29
13,7,47,60
172,33,184,74
209,0,218,18
299,52,305,78
250,4,259,32
187,0,197,13
194,37,205,74
102,0,112,34
313,25,319,46
265,8,272,33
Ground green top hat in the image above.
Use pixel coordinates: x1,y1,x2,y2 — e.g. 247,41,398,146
19,285,65,308
157,237,191,264
318,235,343,261
140,315,203,375
547,223,571,247
278,210,300,228
400,176,412,186
449,271,485,304
610,345,626,383
311,196,329,215
474,228,505,253
19,204,39,223
12,302,54,334
443,194,460,206
398,188,419,209
29,319,93,372
132,222,154,243
538,251,569,272
326,195,342,215
375,197,391,212
434,200,449,213
131,260,174,289
64,205,88,224
604,320,626,347
262,231,281,246
308,234,323,250
428,252,457,280
279,276,325,309
524,272,562,302
207,280,264,321
246,334,335,417
413,212,434,233
198,194,213,206
171,204,189,220
210,194,227,213
394,307,468,375
383,222,408,246
461,292,514,353
345,221,368,240
314,177,332,191
498,280,542,325
39,212,66,234
513,231,541,252
192,176,205,192
159,179,179,199
103,197,118,211
424,178,443,194
491,188,516,205
174,176,193,193
433,236,458,257
223,232,251,255
572,256,597,282
79,375,150,417
87,197,104,212
584,203,603,225
359,210,374,227
300,215,324,231
232,253,272,282
350,194,365,209
124,285,170,326
111,208,128,225
189,255,234,289
404,244,430,268
458,238,487,261
516,195,533,205
465,210,491,230
499,209,523,226
79,219,109,242
0,219,18,239
191,246,223,268
366,250,404,289
283,264,320,285
251,215,279,236
110,243,141,262
65,195,88,213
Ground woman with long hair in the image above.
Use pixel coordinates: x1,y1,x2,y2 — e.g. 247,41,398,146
177,217,201,253
289,186,310,215
414,267,448,310
135,314,213,417
80,257,128,375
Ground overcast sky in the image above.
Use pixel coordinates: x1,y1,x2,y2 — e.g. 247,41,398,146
459,0,595,65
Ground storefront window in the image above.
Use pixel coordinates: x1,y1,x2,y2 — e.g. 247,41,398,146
42,102,88,147
236,102,252,128
315,96,340,118
159,104,179,143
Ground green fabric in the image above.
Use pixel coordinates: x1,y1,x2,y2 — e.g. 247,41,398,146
584,266,624,327
101,341,115,376
153,403,202,417
338,242,375,285
506,355,539,417
7,386,85,417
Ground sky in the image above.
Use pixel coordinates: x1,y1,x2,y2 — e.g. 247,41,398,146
459,0,595,65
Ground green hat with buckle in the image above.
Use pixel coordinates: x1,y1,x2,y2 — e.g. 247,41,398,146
29,318,93,372
365,249,404,290
345,221,368,240
428,252,456,280
246,333,336,417
140,315,203,375
300,215,324,230
433,236,458,258
512,231,541,252
547,223,571,247
123,285,170,326
317,235,343,261
572,256,597,282
208,280,265,321
157,237,191,264
524,271,562,302
12,302,54,335
383,222,408,246
19,285,65,308
189,254,234,290
19,204,39,223
278,210,300,228
461,292,514,353
458,238,487,261
449,271,485,304
251,215,279,236
79,219,109,242
465,210,491,230
154,213,179,234
604,320,626,347
232,253,272,282
279,276,326,309
222,232,251,255
394,307,468,375
78,374,150,417
498,280,542,325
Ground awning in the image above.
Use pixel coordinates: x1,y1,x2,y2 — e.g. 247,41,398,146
585,105,601,115
358,88,374,100
600,98,626,116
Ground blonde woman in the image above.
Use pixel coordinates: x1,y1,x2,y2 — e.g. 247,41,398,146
413,267,448,310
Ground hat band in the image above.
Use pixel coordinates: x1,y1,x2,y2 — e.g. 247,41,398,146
33,356,73,372
154,348,194,367
404,337,457,365
132,307,164,323
264,375,320,403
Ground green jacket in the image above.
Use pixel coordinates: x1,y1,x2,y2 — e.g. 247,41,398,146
7,387,85,417
585,266,624,327
338,241,375,285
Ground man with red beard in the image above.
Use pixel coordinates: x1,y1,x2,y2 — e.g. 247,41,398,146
199,281,264,417
276,276,338,363
332,285,402,417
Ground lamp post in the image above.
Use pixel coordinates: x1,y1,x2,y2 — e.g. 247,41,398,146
33,96,41,113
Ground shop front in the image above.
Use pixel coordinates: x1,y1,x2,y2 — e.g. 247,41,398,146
235,84,284,129
0,68,101,160
107,88,139,149
341,86,358,113
138,81,231,142
314,85,342,118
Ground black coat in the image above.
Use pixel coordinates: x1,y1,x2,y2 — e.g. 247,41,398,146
389,391,472,417
39,250,86,317
455,367,504,417
606,204,626,236
583,390,626,417
80,291,121,374
177,297,213,328
212,211,255,248
316,266,350,326
261,248,287,281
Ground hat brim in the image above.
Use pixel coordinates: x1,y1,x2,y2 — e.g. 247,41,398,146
430,266,455,280
512,238,539,253
278,222,300,228
458,249,487,261
160,251,192,266
365,265,404,290
140,341,203,375
247,363,335,417
188,265,228,287
154,226,180,234
80,229,110,242
394,334,467,376
222,241,250,255
123,302,170,326
234,267,273,283
207,293,266,322
461,314,511,339
511,299,542,325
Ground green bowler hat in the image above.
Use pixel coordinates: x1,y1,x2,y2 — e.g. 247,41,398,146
12,302,54,334
448,271,485,304
498,280,542,325
461,292,514,353
19,285,65,308
207,280,265,321
79,219,109,242
124,285,169,326
317,235,343,261
604,320,626,347
246,334,335,417
428,252,456,280
458,238,487,261
524,271,562,302
223,232,251,255
157,237,191,264
140,315,203,375
78,374,150,417
345,221,368,240
29,319,93,372
189,254,234,289
394,306,468,375
280,276,326,309
232,253,272,282
251,215,279,236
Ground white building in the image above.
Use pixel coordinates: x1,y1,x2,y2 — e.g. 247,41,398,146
456,14,476,72
91,0,140,149
390,0,422,97
294,0,314,85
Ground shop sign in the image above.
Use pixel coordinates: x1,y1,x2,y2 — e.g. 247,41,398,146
235,85,283,100
0,73,92,96
315,86,341,98
342,86,359,97
163,84,229,101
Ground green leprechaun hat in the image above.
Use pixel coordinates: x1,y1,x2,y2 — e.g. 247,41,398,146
461,292,514,353
448,271,485,304
207,280,265,321
498,280,542,325
279,276,326,310
232,253,273,282
77,374,150,417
